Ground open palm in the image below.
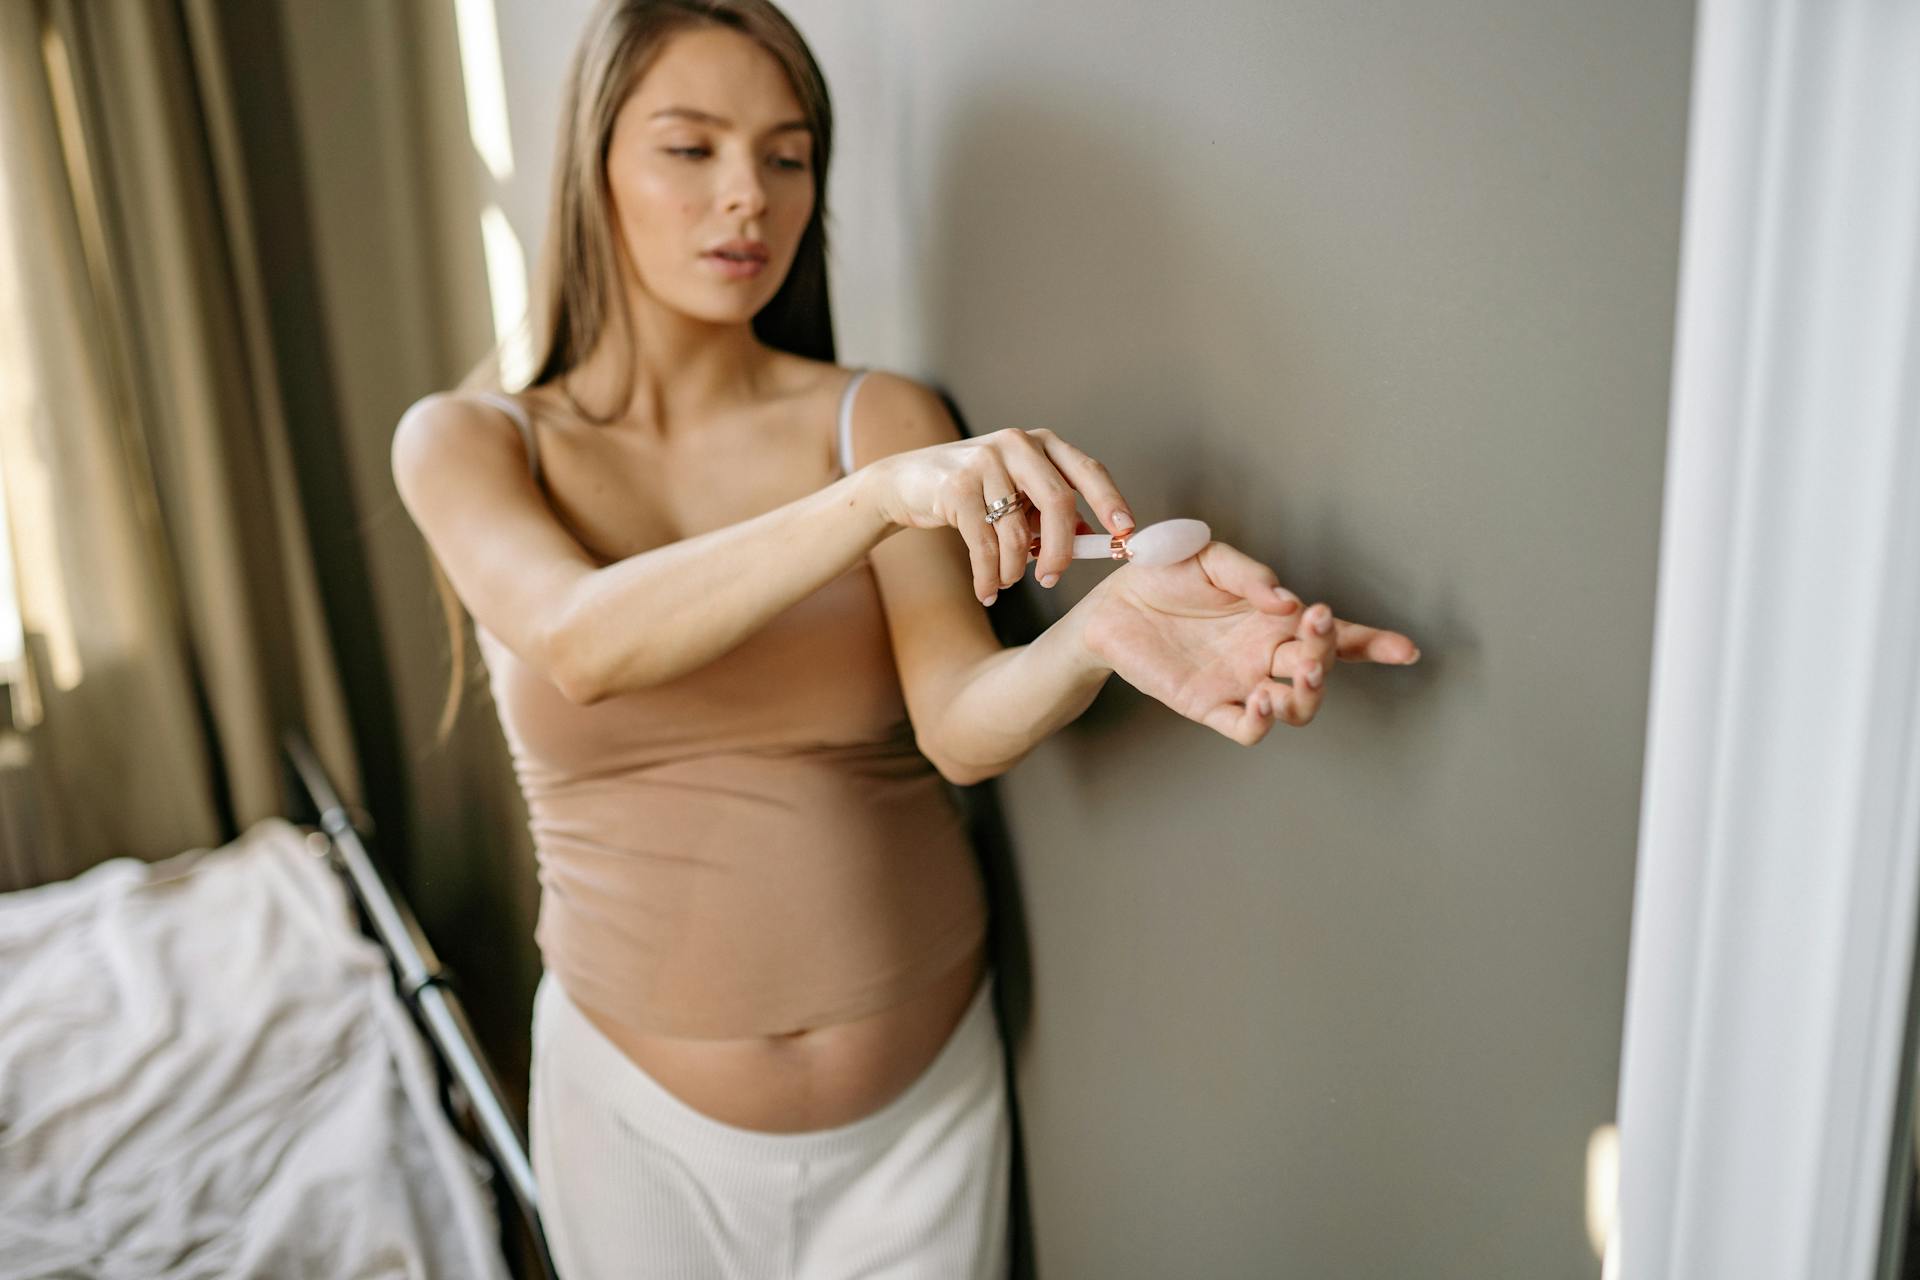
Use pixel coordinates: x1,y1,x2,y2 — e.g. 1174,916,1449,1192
1078,538,1420,745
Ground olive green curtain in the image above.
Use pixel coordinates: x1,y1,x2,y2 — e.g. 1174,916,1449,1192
0,0,360,889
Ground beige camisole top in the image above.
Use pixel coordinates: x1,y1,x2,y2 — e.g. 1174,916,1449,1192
469,372,991,1040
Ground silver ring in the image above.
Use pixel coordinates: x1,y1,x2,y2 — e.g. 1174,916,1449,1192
984,491,1027,526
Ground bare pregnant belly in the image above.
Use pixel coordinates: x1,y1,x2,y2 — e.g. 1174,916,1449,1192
579,942,990,1133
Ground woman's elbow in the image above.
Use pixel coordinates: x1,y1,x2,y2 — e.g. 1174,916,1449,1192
546,623,671,705
555,666,603,707
939,762,991,788
922,740,996,787
552,657,603,707
541,615,605,706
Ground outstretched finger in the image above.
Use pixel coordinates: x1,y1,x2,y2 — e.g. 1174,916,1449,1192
1331,618,1422,666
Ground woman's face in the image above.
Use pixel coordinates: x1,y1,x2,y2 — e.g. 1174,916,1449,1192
604,27,816,326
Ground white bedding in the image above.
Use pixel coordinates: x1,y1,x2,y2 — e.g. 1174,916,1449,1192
0,817,512,1279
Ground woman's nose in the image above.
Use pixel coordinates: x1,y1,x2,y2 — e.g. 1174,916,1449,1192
720,160,767,219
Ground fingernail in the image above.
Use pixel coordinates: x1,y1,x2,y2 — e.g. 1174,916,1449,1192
1113,509,1133,530
1307,668,1323,688
983,592,997,606
1039,572,1058,588
1407,648,1421,663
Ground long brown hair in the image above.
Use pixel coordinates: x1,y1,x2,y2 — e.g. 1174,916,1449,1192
427,0,838,744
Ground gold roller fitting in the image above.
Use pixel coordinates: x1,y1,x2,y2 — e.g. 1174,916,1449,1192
1025,532,1131,560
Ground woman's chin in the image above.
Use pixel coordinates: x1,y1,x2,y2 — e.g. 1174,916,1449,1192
668,285,780,327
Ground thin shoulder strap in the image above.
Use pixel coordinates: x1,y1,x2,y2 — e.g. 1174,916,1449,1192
472,390,541,485
836,368,871,477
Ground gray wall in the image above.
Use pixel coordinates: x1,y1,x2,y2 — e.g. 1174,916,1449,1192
299,1,1694,1275
781,6,1690,1276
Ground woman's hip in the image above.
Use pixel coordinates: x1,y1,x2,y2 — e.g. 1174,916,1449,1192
528,968,1011,1279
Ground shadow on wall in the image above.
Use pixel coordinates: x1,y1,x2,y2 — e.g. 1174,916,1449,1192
913,85,1446,1280
919,86,1443,755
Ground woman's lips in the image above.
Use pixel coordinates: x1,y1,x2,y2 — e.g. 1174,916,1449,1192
701,252,766,280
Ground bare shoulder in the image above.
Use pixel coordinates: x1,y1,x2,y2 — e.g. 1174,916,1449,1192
843,368,964,468
389,387,602,697
753,354,962,467
390,390,527,490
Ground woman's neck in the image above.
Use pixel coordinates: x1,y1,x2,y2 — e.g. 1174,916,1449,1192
561,297,780,437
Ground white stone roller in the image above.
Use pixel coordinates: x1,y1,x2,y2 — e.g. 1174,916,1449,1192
1027,518,1213,568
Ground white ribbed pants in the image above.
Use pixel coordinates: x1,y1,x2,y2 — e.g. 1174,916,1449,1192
529,968,1012,1279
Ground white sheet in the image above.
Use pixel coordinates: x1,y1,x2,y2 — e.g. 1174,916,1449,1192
0,817,512,1279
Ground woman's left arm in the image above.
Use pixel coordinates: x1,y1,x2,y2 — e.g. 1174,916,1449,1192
906,602,1114,786
847,373,1134,785
849,374,1419,783
912,547,1421,784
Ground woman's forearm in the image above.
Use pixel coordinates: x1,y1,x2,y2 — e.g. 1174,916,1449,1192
555,467,893,701
924,595,1116,786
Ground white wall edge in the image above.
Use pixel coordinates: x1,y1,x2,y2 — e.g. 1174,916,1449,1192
1615,1,1920,1277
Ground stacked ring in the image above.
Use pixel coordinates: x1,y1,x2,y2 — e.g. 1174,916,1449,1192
983,491,1028,526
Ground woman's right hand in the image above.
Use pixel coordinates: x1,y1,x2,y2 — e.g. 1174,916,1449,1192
869,427,1136,603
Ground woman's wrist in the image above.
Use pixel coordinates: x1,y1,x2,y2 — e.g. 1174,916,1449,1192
846,455,901,537
928,585,1116,783
1059,576,1120,678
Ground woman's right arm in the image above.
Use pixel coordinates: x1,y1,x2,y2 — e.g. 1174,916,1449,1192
391,392,893,704
392,385,1133,704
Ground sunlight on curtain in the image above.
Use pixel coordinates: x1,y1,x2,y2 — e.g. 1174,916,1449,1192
0,0,235,880
0,475,20,671
453,0,532,389
479,202,531,386
452,0,515,183
0,82,82,731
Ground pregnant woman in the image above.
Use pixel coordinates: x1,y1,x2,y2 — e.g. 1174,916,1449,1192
391,1,1419,1275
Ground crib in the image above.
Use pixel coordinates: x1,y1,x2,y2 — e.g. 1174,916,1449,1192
0,729,556,1279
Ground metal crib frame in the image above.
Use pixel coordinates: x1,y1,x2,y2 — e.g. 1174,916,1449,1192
280,729,557,1280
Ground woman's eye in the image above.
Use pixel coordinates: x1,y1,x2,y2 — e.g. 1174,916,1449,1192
663,145,806,173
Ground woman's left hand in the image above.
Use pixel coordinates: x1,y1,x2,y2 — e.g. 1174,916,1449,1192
1077,536,1421,745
